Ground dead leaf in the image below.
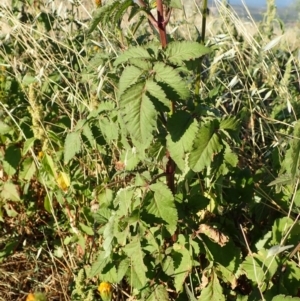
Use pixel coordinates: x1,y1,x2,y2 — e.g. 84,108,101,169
197,224,229,247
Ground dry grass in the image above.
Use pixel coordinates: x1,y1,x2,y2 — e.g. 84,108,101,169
0,0,300,300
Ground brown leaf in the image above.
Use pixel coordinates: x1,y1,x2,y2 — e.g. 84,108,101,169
197,224,229,247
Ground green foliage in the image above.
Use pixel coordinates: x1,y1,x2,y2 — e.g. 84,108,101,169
1,0,300,300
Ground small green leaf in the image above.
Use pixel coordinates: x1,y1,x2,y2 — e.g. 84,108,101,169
124,238,147,289
82,123,94,146
19,157,36,181
219,116,240,131
240,249,279,285
118,65,144,97
120,82,157,147
0,121,12,135
117,258,130,282
22,74,36,86
44,195,52,213
79,223,94,236
41,153,57,178
165,41,210,65
198,271,225,301
64,131,81,164
167,112,198,171
172,236,192,292
148,183,178,235
3,144,21,176
114,46,152,66
189,120,223,172
145,79,170,107
147,284,169,301
268,174,293,187
22,137,36,156
103,215,116,257
1,182,20,202
153,62,189,100
90,251,111,277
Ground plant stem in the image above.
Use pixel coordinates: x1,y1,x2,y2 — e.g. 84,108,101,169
194,0,208,96
156,0,167,48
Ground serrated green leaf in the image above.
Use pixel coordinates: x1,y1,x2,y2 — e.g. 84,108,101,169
103,215,116,257
165,41,210,65
148,183,178,235
82,123,94,146
99,117,119,142
215,142,238,177
90,251,111,277
129,58,152,70
120,148,139,171
41,153,57,178
198,271,225,301
119,65,144,97
0,121,12,135
268,174,293,186
117,258,130,282
120,82,157,147
240,249,279,285
166,112,198,171
88,1,121,34
145,79,170,107
113,0,133,24
124,239,147,289
19,157,36,181
114,46,152,66
22,137,36,156
271,217,300,245
147,284,169,301
281,260,300,296
64,131,81,164
202,236,241,274
153,62,189,100
172,237,192,292
113,187,135,216
162,255,174,276
1,182,20,202
189,120,223,172
219,116,240,131
215,263,237,290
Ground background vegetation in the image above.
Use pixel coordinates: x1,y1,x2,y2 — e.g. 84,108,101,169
1,0,300,300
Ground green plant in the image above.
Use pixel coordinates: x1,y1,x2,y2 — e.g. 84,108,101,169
1,0,300,300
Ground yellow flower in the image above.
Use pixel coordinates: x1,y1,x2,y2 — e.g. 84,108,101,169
98,282,112,301
26,292,47,301
95,0,101,7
